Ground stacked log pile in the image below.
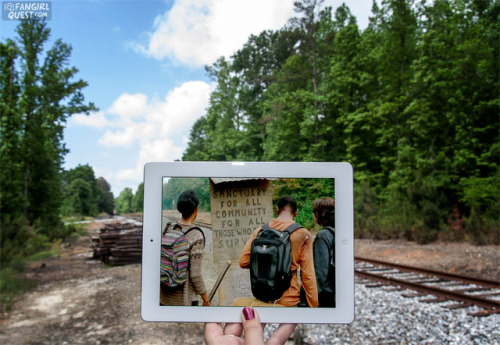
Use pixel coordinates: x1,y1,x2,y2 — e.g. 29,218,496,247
92,222,142,265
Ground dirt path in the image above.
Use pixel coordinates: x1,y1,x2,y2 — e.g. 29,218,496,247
0,222,205,345
0,220,498,344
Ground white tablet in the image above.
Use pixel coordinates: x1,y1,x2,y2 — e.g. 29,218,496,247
141,161,354,323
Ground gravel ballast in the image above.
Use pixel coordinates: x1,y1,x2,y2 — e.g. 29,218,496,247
266,282,500,345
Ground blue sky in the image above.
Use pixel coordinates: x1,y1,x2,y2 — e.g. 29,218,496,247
1,0,372,196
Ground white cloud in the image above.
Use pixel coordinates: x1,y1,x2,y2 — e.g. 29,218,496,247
115,137,184,185
97,81,212,149
71,111,111,129
75,81,214,189
107,92,149,119
137,0,295,66
99,126,138,147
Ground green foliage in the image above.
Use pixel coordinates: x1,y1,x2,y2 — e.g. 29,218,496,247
115,188,134,214
132,183,144,213
64,223,89,238
114,182,146,215
353,181,380,238
162,178,211,212
181,0,498,243
459,173,500,244
61,164,114,217
0,214,68,264
1,19,96,257
271,178,335,229
0,266,35,313
96,177,115,215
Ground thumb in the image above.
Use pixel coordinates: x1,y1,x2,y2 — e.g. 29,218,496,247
241,307,264,345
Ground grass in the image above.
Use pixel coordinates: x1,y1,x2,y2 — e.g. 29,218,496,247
61,215,94,223
27,244,61,261
0,245,63,313
67,223,89,237
0,262,36,313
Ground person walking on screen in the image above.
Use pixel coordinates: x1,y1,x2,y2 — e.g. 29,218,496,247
312,197,336,308
237,195,318,307
160,190,210,306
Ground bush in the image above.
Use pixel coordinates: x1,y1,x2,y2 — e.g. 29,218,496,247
271,178,335,230
353,181,380,239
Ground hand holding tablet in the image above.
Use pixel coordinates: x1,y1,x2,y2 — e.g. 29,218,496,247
204,307,297,345
141,162,354,323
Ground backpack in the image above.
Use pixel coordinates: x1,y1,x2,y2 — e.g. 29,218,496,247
317,226,335,307
160,223,205,289
323,226,335,281
250,222,302,302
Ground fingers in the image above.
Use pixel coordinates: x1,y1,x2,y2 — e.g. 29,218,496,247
224,322,243,337
204,323,223,343
205,323,244,345
266,323,297,345
241,307,265,345
205,310,294,345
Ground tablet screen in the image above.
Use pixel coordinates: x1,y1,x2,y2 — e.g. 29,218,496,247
142,162,354,323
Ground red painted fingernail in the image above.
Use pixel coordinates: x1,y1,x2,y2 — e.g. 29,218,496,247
243,307,255,320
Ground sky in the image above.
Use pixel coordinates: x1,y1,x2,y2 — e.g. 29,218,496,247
1,0,373,197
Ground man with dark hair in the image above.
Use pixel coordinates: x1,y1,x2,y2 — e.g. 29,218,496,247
238,195,318,307
176,190,199,219
160,190,210,306
312,197,336,307
277,195,297,214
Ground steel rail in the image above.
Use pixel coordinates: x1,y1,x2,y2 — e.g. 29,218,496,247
355,256,500,289
355,270,500,311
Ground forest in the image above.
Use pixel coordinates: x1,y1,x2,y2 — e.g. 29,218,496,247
0,0,498,268
0,19,137,266
181,0,499,244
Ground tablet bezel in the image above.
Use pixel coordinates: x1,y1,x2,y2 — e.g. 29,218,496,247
141,161,354,323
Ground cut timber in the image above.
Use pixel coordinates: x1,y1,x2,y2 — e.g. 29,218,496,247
91,221,142,266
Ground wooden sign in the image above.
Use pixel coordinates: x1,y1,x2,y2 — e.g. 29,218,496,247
209,178,274,305
210,178,273,263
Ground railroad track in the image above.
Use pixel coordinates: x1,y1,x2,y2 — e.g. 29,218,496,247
355,256,500,316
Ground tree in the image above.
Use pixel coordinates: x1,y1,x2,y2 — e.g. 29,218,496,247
182,116,210,161
65,178,94,216
115,188,133,214
182,29,298,162
231,29,300,160
288,0,326,150
60,165,115,217
61,164,100,217
132,183,144,213
0,39,24,220
96,177,114,215
162,178,210,212
0,19,95,242
262,3,343,161
407,0,499,241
